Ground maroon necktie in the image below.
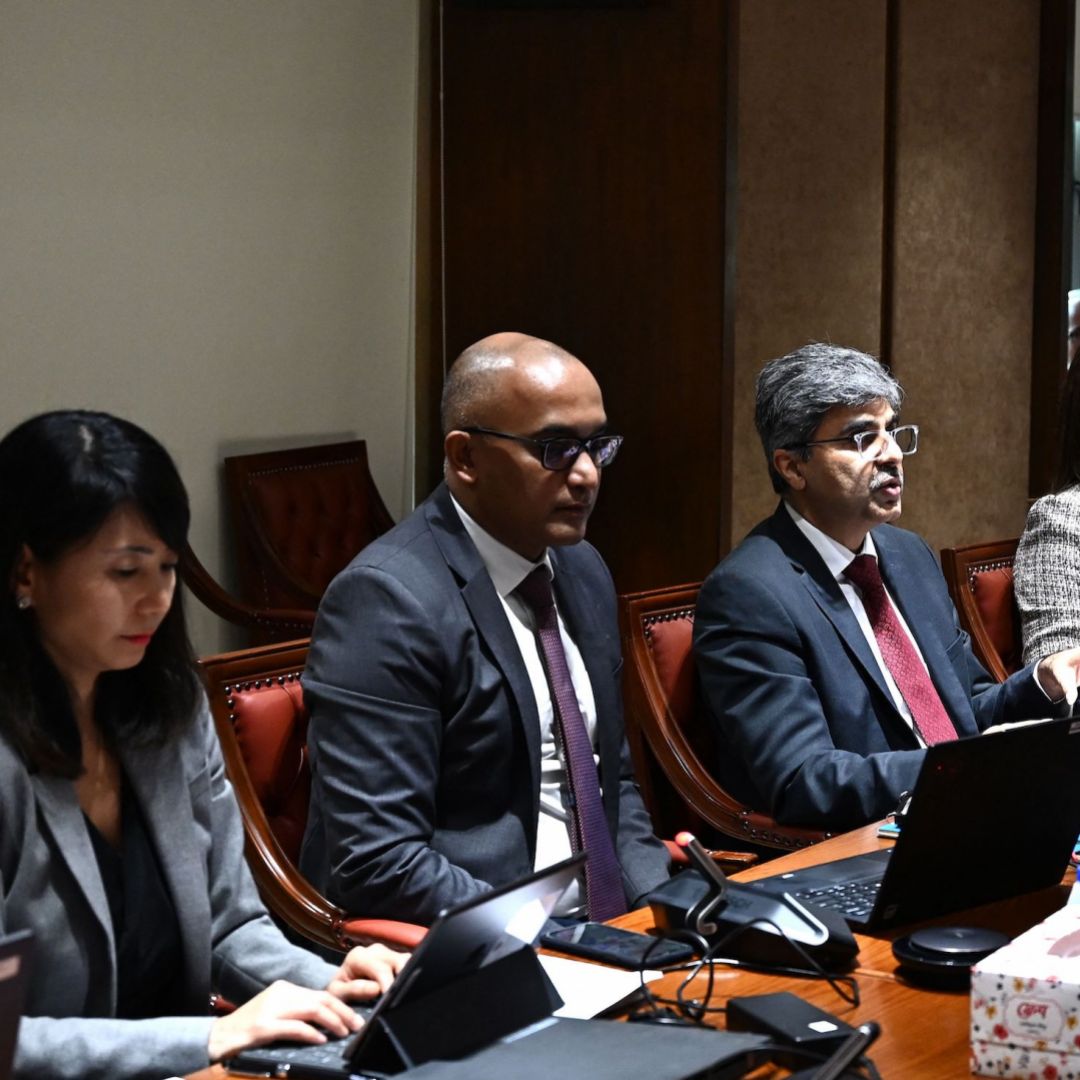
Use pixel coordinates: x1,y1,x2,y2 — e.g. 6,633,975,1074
844,554,958,745
515,566,627,921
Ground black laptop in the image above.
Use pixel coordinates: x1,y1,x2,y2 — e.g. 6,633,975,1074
229,854,584,1079
0,930,33,1080
748,717,1080,930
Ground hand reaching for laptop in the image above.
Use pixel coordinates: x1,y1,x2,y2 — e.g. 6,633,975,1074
1036,647,1080,708
327,942,409,1002
207,943,410,1062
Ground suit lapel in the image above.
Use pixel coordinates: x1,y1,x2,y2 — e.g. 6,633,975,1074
122,737,213,1002
425,487,543,825
31,772,116,994
767,506,897,708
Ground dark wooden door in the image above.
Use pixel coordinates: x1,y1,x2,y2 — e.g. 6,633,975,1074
432,0,734,592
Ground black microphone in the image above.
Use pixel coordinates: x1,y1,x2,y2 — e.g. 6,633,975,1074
675,831,729,936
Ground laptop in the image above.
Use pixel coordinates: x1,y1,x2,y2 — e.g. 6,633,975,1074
0,930,33,1080
229,854,584,1079
747,717,1080,930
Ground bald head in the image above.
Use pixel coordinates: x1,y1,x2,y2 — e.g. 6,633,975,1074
440,333,584,435
440,333,608,559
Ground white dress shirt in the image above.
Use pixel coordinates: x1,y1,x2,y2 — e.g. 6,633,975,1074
451,496,597,915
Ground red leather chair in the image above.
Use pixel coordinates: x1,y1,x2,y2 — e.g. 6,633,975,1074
940,539,1021,684
224,440,395,612
620,583,828,854
198,638,424,953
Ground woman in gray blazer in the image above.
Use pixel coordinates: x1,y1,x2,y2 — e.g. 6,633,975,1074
0,411,405,1080
1016,362,1080,662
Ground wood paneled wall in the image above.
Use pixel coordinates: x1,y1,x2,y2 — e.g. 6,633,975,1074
730,0,887,544
433,1,732,590
889,1,1039,548
431,0,1061,591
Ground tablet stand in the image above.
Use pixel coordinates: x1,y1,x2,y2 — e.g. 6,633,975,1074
352,944,562,1074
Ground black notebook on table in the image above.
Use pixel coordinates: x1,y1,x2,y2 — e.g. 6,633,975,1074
748,717,1080,930
398,1017,771,1080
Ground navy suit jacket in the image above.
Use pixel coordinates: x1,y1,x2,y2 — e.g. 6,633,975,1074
299,483,669,924
693,504,1055,829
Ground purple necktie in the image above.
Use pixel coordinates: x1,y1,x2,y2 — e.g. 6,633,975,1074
844,554,958,745
515,566,627,921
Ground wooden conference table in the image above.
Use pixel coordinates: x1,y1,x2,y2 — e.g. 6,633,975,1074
196,824,1071,1080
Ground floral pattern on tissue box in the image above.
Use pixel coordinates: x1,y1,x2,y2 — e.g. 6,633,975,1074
971,905,1080,1078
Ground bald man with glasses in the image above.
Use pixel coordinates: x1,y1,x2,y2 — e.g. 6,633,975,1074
693,343,1080,831
300,333,669,925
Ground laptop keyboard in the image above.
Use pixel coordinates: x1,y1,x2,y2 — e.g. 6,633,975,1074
228,1002,379,1079
254,1041,351,1068
791,879,881,919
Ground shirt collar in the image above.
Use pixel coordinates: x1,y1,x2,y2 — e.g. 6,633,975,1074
449,494,553,598
784,501,878,581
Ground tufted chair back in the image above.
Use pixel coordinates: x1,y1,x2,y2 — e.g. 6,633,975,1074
199,638,424,952
225,440,395,611
620,583,828,854
940,539,1021,684
226,666,310,864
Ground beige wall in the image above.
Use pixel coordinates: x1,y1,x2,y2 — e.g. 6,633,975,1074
892,1,1038,548
731,0,1038,556
732,0,886,546
0,0,419,653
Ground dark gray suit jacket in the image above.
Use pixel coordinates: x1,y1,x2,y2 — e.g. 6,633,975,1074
299,483,669,925
693,504,1055,830
0,700,336,1080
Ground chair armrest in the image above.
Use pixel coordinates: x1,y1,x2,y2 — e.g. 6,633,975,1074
664,839,757,870
339,919,427,951
181,544,316,638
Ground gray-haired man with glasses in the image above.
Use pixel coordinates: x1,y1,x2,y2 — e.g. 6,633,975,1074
693,342,1080,830
300,332,669,925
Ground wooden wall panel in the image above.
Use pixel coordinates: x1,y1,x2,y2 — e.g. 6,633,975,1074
890,0,1039,551
434,0,1051,590
730,0,888,546
437,1,729,591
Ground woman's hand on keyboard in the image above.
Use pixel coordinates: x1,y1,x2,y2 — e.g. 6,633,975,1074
207,979,363,1062
327,943,410,1002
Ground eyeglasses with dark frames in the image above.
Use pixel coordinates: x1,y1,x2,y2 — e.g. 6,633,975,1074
460,427,624,471
787,424,919,462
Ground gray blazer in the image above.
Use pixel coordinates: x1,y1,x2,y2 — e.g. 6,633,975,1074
0,698,337,1080
1015,486,1080,663
299,483,670,925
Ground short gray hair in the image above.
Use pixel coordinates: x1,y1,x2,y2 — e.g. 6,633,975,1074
755,343,903,493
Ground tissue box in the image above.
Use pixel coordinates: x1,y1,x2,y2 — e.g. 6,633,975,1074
971,905,1080,1077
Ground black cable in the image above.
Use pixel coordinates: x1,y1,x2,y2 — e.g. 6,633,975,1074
629,915,860,1029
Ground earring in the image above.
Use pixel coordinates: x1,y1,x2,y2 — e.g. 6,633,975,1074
15,595,30,610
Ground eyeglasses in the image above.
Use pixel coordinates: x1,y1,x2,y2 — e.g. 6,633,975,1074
460,427,624,471
790,424,919,461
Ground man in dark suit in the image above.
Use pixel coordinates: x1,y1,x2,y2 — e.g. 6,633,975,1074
300,333,669,924
694,343,1080,831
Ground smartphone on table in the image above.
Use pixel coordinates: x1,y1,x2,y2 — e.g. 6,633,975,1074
540,922,695,969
